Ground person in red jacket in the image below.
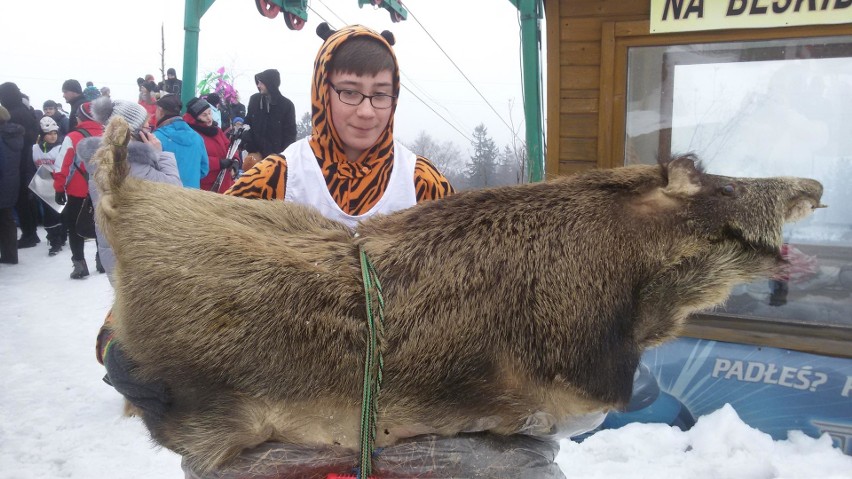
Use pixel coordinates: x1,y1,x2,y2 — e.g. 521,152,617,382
138,81,158,130
53,102,103,279
184,97,235,193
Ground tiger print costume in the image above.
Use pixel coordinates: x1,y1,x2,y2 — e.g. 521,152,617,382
226,24,454,214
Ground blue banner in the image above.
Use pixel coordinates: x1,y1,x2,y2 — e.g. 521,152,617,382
598,338,852,454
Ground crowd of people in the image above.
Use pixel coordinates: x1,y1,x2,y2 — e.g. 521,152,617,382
0,64,309,278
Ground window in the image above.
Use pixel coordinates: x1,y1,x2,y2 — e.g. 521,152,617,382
625,36,852,328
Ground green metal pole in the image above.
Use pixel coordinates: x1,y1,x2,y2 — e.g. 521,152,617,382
517,0,544,183
182,0,216,112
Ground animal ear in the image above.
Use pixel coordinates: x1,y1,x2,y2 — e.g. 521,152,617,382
380,30,395,46
662,156,701,197
316,22,335,41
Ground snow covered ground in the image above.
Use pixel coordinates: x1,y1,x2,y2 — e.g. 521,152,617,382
2,228,851,479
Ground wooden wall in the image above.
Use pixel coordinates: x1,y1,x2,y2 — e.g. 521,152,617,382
546,0,649,178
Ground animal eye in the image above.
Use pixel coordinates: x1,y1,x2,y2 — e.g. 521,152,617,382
721,184,736,196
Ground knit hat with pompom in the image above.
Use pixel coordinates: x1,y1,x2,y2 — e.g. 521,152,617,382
91,96,149,132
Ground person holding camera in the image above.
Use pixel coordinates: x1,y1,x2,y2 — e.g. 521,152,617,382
184,97,236,193
79,96,182,283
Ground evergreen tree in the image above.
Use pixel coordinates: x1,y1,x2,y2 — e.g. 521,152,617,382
497,144,525,185
465,124,499,188
295,112,311,140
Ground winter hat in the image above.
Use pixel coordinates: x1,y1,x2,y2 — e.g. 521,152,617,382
77,102,95,122
92,97,148,132
205,93,220,106
39,116,60,133
62,79,83,95
156,93,182,114
84,85,101,101
186,97,211,119
43,99,59,109
0,105,10,123
167,67,177,76
231,116,244,125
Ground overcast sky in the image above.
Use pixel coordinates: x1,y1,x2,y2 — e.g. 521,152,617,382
2,0,542,152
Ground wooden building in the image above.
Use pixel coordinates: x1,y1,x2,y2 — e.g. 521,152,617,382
544,0,852,358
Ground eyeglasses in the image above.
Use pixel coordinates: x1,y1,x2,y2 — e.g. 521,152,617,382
328,83,396,109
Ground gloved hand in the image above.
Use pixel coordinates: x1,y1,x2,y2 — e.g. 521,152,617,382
219,157,235,170
55,191,66,205
103,341,172,424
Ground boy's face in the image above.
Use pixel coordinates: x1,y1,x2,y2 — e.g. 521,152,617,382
44,106,56,116
256,80,268,94
328,69,393,162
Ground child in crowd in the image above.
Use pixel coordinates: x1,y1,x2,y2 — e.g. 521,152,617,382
32,117,66,255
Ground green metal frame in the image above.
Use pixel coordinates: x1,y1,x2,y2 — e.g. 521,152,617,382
508,0,545,182
182,0,216,111
182,0,544,181
358,0,408,22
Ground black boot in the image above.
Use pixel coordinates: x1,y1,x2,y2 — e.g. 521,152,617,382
70,259,90,279
17,234,41,248
95,252,105,273
46,226,63,256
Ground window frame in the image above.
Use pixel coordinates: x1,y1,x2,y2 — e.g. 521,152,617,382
599,21,852,359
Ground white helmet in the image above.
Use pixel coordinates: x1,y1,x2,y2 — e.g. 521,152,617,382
40,116,59,133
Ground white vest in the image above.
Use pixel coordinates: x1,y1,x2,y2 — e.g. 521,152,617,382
283,138,418,229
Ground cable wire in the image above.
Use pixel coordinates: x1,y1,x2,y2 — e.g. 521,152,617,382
310,1,474,144
405,5,524,145
311,0,344,28
400,84,473,143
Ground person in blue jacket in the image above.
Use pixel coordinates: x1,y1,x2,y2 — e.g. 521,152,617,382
153,94,208,188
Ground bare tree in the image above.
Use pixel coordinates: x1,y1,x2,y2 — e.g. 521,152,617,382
506,99,527,183
159,23,166,83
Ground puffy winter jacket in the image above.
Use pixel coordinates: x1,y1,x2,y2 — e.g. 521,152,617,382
79,136,182,285
53,120,103,198
154,116,208,188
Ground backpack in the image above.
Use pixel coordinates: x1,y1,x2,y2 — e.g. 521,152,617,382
64,128,92,188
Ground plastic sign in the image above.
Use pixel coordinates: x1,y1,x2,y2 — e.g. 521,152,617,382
650,0,852,34
599,338,852,455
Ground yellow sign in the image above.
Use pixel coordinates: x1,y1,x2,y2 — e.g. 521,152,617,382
650,0,852,34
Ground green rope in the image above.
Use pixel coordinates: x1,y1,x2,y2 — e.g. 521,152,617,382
358,246,385,478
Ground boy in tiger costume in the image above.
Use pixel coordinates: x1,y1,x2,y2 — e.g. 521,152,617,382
228,23,454,221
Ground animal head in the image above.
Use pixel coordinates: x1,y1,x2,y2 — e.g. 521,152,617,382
658,154,823,258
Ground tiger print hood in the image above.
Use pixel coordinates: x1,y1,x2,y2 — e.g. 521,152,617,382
309,24,399,169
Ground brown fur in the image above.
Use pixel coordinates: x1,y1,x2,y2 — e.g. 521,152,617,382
93,118,823,471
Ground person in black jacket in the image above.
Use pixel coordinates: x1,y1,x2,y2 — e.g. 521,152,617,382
159,68,183,96
0,82,40,248
62,79,87,131
0,105,24,264
244,69,296,158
